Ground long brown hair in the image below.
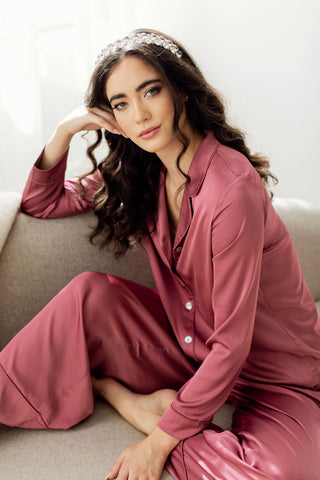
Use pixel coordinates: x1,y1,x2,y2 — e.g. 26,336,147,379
81,28,277,256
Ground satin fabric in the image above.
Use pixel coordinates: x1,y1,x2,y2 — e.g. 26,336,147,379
1,131,319,479
1,273,319,479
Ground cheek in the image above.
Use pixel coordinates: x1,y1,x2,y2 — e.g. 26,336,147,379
162,98,175,122
114,114,131,133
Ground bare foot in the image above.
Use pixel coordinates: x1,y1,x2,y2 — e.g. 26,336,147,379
92,377,177,435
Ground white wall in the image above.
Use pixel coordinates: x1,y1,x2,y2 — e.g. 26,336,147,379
1,0,319,205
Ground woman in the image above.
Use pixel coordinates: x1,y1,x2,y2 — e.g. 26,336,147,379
1,29,320,480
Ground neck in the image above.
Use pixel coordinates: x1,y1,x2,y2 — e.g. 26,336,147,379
157,125,204,184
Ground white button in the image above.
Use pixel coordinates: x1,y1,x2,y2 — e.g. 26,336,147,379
185,301,193,311
184,335,193,344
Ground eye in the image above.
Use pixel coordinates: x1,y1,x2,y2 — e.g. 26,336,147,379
145,86,161,97
112,102,127,111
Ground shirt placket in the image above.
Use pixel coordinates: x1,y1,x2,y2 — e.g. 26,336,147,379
171,197,197,357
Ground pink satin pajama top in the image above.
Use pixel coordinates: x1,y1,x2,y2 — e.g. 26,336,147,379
21,131,320,441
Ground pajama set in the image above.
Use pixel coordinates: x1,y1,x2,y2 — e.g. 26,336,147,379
1,132,320,479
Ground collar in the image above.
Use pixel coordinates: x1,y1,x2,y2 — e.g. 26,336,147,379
151,131,221,266
158,130,220,196
185,130,220,197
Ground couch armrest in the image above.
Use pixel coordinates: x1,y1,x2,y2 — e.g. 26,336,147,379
0,192,21,253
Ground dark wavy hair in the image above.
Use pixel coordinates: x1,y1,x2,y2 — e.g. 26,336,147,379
81,28,277,256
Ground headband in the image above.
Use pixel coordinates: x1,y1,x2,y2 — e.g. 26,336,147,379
96,32,183,64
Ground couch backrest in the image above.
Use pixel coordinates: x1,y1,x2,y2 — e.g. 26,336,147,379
272,197,320,303
0,211,155,349
0,198,319,349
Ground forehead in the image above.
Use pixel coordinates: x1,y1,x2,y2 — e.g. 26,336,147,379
106,56,160,98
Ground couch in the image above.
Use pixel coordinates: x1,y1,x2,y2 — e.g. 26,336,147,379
0,194,319,480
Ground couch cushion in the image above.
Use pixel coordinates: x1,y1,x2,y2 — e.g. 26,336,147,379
0,398,234,480
0,399,172,479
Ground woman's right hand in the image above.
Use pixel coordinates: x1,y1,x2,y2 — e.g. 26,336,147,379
58,105,127,137
39,105,126,170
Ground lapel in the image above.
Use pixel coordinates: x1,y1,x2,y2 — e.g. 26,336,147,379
150,171,173,267
151,132,220,267
173,189,192,250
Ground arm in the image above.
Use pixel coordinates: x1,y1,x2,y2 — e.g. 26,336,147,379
157,175,266,439
21,106,126,217
106,175,267,480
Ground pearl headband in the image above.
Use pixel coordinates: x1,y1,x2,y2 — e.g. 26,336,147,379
96,32,183,64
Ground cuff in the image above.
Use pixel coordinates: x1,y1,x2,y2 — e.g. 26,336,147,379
31,147,69,184
157,404,211,440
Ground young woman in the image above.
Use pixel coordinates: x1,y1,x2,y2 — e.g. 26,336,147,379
1,29,320,480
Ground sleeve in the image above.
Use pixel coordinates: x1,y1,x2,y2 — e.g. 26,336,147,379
157,175,266,440
21,147,103,218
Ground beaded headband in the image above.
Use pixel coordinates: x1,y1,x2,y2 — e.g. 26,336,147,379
96,32,183,64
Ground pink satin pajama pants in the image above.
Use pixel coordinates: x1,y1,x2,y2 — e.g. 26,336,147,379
1,272,320,480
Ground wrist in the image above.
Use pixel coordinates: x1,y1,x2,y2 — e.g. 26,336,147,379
40,125,72,170
55,122,74,143
148,426,180,456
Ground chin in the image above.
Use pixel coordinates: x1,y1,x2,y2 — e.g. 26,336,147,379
132,139,163,154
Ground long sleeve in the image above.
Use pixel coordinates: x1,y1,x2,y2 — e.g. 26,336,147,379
157,176,266,439
21,148,103,218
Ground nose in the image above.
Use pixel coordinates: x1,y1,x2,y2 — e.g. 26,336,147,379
133,100,151,124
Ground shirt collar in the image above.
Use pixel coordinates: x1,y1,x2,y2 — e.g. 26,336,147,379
152,131,220,264
186,131,220,197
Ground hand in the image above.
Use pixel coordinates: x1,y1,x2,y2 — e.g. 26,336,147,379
58,105,127,137
106,437,168,480
39,105,128,169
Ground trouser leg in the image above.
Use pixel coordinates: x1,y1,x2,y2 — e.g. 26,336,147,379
0,272,196,429
166,382,320,480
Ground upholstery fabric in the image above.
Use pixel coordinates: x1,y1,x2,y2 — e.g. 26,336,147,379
0,196,319,480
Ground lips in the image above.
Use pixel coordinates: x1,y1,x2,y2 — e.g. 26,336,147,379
138,125,161,139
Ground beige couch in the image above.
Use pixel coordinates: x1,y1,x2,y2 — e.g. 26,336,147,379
0,195,319,480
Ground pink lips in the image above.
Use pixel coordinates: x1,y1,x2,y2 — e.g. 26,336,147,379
138,125,161,139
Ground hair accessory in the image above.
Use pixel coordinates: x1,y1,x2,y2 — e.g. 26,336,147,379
96,32,183,64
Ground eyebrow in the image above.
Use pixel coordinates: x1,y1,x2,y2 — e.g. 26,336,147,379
109,78,162,104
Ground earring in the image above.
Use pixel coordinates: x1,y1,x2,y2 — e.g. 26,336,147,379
185,96,189,101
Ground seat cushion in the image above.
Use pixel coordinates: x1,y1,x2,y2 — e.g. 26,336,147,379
0,398,235,479
0,399,174,479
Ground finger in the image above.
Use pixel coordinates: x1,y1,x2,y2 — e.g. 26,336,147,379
88,106,114,121
88,115,123,136
88,107,127,136
107,457,123,479
85,113,114,131
114,464,129,480
107,126,128,137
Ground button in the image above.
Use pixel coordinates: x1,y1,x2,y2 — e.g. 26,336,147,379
184,335,193,344
176,246,182,253
185,301,193,310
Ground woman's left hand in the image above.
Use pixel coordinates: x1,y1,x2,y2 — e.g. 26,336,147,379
106,436,168,480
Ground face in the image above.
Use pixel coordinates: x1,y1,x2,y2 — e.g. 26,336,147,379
105,56,181,157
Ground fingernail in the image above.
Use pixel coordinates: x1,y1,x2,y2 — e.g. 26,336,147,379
112,129,120,134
